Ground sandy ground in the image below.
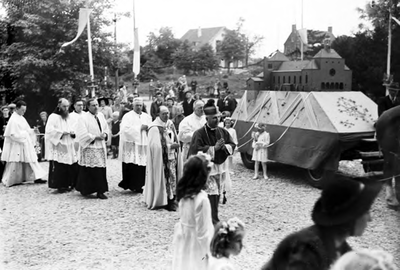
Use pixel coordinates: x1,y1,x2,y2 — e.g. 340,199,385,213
0,155,399,270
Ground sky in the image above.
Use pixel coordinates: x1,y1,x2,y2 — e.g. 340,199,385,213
113,0,372,58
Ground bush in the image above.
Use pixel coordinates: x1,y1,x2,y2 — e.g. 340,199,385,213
222,74,229,79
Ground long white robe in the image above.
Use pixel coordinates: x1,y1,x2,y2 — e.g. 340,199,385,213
1,113,46,186
119,110,152,166
178,113,206,162
45,113,77,165
76,112,109,168
144,118,182,209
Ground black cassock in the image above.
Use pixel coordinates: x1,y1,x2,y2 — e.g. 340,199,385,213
188,124,236,224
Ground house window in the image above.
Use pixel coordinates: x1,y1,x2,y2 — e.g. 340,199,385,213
294,76,296,84
283,76,286,83
288,76,291,84
330,82,334,89
268,64,273,69
326,83,329,89
335,83,339,89
273,76,275,84
305,75,308,84
300,76,302,84
340,83,344,90
278,76,280,84
321,83,325,89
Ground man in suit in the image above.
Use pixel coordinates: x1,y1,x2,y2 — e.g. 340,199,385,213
377,82,400,116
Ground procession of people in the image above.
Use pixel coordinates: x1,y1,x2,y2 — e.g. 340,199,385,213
0,81,397,269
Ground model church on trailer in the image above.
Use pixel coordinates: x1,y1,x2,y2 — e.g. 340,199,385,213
247,25,352,92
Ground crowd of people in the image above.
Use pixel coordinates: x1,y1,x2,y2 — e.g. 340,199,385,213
0,83,397,269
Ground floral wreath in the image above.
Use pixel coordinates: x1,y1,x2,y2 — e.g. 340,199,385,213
218,217,245,235
196,152,213,169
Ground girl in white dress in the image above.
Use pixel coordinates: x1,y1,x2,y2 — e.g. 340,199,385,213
251,123,270,180
172,152,215,270
208,217,246,270
221,117,237,204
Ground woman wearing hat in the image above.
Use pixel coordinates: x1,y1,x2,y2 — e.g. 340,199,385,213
261,175,382,270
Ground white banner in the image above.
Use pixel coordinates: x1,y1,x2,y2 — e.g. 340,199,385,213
60,8,92,49
133,28,140,76
392,16,400,26
298,28,308,45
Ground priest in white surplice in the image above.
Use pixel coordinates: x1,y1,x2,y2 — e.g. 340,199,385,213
69,98,85,154
118,97,152,193
178,100,206,162
75,98,110,199
1,100,47,187
45,98,78,193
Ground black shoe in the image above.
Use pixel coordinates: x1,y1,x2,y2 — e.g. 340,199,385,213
167,200,177,211
34,179,47,184
57,188,67,193
97,193,108,199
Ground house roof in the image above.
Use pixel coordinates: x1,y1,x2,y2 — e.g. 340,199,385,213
303,59,319,70
313,48,342,59
248,77,264,82
268,50,289,62
180,27,226,48
277,60,311,72
306,30,335,46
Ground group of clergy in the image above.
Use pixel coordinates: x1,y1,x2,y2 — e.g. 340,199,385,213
1,96,235,222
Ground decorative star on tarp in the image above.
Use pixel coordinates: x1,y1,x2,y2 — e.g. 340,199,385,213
337,97,375,127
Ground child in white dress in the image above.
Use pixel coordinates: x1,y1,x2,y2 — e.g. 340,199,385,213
208,217,246,270
251,123,270,180
221,117,237,204
172,152,215,270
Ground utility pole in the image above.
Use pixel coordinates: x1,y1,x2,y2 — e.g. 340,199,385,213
113,13,119,93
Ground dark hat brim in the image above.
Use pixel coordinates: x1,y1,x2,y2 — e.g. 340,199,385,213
312,178,382,226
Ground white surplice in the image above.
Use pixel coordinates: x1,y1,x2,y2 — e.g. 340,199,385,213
178,113,206,162
45,113,77,165
76,112,109,168
1,113,46,186
69,111,85,154
119,110,152,166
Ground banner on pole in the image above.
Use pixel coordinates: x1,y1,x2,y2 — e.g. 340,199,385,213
133,28,140,76
298,28,308,45
392,16,400,26
60,8,92,50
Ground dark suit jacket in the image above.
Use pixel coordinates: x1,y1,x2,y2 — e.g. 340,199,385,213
182,99,195,117
377,96,400,116
217,96,237,116
261,225,352,270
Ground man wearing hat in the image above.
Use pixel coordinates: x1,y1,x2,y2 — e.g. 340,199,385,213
45,98,78,193
118,97,152,193
7,103,16,115
261,175,382,270
188,99,236,224
178,99,206,163
150,91,164,121
377,82,400,116
182,89,195,117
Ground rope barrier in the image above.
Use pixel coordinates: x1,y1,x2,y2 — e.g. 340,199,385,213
236,92,312,150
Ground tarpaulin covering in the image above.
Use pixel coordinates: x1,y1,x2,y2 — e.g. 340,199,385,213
232,91,378,170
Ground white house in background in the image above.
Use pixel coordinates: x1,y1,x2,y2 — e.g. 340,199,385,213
180,26,243,69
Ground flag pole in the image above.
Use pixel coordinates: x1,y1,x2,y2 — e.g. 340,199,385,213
301,0,304,60
386,4,392,96
133,0,136,79
86,0,95,97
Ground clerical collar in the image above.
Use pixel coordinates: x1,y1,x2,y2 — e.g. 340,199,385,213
206,123,217,131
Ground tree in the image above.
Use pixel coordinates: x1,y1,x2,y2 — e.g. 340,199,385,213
146,27,182,66
0,0,117,124
236,17,264,66
173,42,219,74
217,29,245,73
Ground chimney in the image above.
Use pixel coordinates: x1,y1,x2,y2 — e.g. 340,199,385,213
328,26,332,33
292,24,296,33
198,27,202,38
